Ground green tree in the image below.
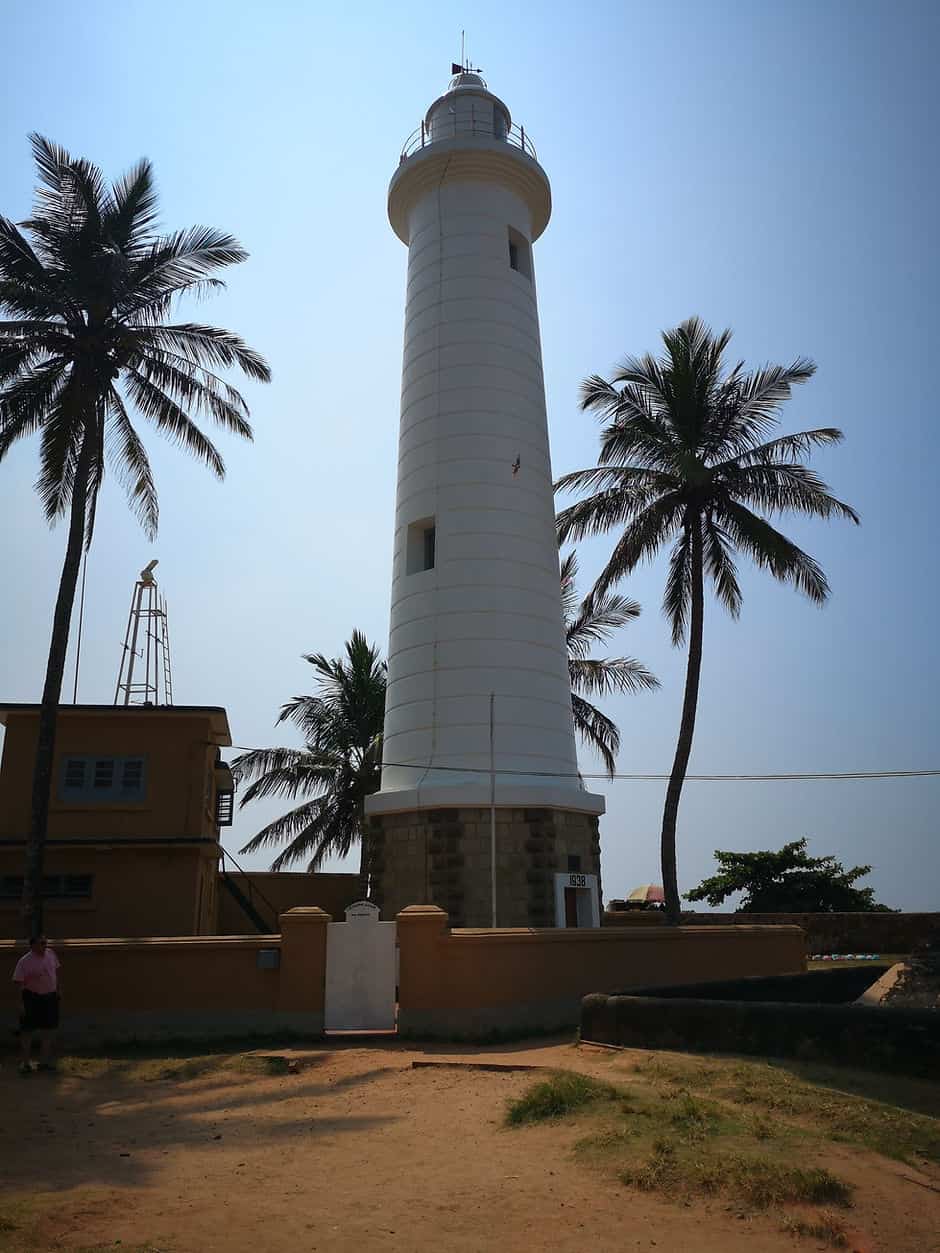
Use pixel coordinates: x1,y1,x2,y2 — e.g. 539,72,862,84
561,547,659,778
232,631,386,896
0,136,270,934
556,318,858,923
685,839,893,912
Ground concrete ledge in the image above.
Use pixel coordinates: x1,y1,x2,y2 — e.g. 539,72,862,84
446,924,804,946
57,1010,325,1047
365,784,605,816
388,136,552,243
580,989,940,1077
0,935,281,953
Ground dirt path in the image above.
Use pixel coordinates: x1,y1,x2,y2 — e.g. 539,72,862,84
1,1038,938,1252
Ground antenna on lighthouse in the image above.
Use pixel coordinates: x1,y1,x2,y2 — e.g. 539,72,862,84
114,560,174,706
451,30,482,76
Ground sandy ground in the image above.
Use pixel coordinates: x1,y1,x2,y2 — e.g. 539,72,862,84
1,1037,938,1253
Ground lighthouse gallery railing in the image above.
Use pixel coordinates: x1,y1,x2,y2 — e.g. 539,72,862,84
400,116,538,164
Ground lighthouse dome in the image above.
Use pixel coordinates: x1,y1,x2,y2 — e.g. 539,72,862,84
447,70,486,91
425,73,511,145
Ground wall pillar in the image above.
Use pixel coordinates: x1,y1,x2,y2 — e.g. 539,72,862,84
277,906,330,1034
397,904,449,1036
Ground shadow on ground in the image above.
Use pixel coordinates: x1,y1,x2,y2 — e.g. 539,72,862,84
0,1043,401,1194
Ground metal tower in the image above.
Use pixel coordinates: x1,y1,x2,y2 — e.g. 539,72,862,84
114,560,174,706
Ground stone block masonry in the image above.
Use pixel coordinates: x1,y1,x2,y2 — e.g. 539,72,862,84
369,807,601,927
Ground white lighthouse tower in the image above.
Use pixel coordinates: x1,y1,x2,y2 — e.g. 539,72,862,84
366,68,605,928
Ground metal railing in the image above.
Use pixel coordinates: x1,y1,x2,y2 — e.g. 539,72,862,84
400,116,537,164
219,845,279,934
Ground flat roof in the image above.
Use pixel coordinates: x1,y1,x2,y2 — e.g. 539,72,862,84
0,704,232,746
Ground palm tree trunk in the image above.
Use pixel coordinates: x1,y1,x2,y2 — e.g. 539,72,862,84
22,425,93,936
660,517,704,925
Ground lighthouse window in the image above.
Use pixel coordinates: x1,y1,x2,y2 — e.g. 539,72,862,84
508,227,531,280
406,517,436,574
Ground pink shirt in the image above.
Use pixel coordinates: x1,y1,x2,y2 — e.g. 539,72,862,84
13,948,60,995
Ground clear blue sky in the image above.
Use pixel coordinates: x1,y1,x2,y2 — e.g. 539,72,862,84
1,1,937,911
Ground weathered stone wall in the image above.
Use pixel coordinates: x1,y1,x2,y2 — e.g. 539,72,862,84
370,807,601,927
602,909,940,954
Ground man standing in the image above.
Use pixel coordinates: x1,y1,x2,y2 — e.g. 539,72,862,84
13,935,61,1075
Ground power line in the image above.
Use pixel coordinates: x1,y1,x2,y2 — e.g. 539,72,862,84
225,747,939,784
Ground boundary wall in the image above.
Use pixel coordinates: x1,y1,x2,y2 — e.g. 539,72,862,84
1,907,329,1045
396,905,805,1038
603,911,939,954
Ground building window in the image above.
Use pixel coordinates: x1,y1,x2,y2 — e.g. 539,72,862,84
508,227,532,280
94,759,115,789
121,759,143,791
567,854,582,873
406,517,436,574
60,755,146,802
64,759,86,790
0,874,93,901
215,790,234,827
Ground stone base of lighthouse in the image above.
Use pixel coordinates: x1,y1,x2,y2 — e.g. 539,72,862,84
368,807,601,929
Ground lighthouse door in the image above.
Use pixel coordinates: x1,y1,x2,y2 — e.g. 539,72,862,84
324,902,397,1031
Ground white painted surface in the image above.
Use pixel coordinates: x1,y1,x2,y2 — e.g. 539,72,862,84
324,902,397,1031
370,74,603,819
553,872,602,929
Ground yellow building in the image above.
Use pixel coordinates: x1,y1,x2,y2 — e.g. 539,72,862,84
0,704,234,939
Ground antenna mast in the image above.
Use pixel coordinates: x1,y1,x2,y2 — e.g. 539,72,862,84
114,560,174,706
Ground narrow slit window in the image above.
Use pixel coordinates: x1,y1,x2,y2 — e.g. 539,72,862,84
508,226,532,279
94,759,115,789
120,758,144,794
63,759,86,791
406,517,437,574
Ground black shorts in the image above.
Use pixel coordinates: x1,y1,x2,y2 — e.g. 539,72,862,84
21,990,59,1032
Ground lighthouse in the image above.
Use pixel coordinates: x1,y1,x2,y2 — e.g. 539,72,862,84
366,69,605,929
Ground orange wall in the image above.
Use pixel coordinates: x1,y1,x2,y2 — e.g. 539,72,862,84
396,906,806,1038
0,908,329,1043
217,872,360,931
0,844,215,940
0,710,222,840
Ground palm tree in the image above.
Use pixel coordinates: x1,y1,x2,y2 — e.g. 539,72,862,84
556,318,858,923
232,632,387,896
561,547,659,778
0,136,270,933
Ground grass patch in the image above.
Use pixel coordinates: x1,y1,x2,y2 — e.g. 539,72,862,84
807,954,907,970
0,1196,40,1250
624,1053,940,1165
73,1246,168,1252
506,1070,626,1125
511,1062,859,1220
0,1193,170,1253
782,1212,852,1247
620,1142,849,1208
56,1050,293,1084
